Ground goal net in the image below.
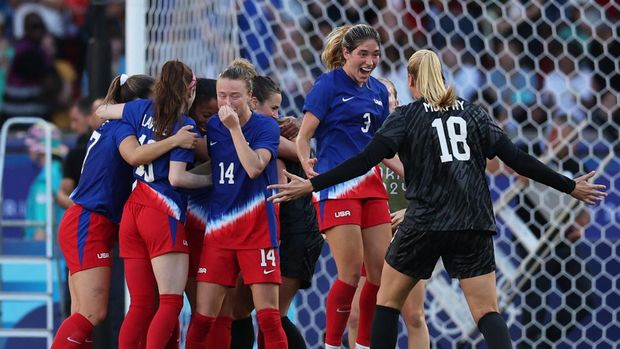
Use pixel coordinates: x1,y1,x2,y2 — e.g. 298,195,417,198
137,1,619,347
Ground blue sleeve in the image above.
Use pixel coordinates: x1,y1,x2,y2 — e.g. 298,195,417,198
114,121,136,148
170,117,196,164
252,118,280,161
303,74,333,122
122,99,150,131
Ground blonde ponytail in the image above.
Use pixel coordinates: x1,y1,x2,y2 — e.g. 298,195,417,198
407,49,456,108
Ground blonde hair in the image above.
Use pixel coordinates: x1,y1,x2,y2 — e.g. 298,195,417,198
407,49,456,108
321,24,380,71
219,58,257,92
377,77,397,100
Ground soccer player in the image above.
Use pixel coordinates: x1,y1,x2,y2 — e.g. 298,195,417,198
97,60,211,349
347,77,429,349
185,59,286,349
51,73,197,349
267,49,607,349
295,24,400,349
230,75,323,349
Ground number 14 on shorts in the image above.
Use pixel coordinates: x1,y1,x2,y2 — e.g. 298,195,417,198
260,248,276,267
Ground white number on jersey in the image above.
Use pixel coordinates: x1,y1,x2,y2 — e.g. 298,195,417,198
218,162,235,184
431,116,471,163
260,248,276,267
361,112,371,133
135,134,156,182
80,130,101,174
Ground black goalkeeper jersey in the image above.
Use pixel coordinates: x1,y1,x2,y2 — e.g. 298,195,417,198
375,98,504,232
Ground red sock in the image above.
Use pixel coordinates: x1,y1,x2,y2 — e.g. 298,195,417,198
356,281,380,346
205,316,232,348
145,294,183,349
325,279,357,346
164,320,180,349
257,328,265,349
51,313,94,348
186,313,216,349
256,308,287,349
119,258,156,349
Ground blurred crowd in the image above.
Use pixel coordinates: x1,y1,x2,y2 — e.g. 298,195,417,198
0,0,125,129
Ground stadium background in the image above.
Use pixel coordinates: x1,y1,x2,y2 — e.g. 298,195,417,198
1,0,619,348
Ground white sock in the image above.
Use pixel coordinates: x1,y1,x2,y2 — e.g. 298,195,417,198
355,343,370,349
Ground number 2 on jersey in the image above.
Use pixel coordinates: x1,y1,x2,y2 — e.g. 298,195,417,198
431,116,470,163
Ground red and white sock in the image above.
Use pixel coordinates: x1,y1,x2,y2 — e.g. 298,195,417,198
119,258,156,349
185,312,216,349
205,316,232,348
50,312,94,349
256,308,287,349
145,294,183,349
355,281,380,347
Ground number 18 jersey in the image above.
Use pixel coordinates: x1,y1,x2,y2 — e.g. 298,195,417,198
376,98,505,232
304,67,390,203
204,112,280,249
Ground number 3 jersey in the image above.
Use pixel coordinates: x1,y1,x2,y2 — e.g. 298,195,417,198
304,67,390,203
69,120,135,223
376,98,505,232
204,112,280,249
121,99,196,223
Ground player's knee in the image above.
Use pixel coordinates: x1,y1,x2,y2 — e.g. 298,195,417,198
403,308,426,329
338,269,362,286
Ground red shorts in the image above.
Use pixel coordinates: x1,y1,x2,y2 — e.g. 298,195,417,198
196,240,281,287
119,202,189,259
313,198,391,232
185,211,206,278
58,204,117,275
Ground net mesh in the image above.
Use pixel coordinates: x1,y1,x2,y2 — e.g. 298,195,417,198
141,1,620,347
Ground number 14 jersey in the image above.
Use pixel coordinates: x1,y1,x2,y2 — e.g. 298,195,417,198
204,112,280,249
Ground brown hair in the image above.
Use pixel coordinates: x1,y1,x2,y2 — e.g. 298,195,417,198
321,24,380,71
153,60,194,140
219,58,257,93
102,74,155,105
407,49,456,108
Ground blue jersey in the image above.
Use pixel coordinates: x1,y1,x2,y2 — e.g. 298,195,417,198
121,99,196,222
304,68,390,201
70,120,135,223
204,112,280,249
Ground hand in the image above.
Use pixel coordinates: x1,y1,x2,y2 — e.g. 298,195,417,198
267,170,314,203
570,171,607,205
219,105,240,130
302,158,319,178
278,116,300,140
390,209,405,232
172,125,198,149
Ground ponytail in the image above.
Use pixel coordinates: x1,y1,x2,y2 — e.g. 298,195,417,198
407,49,456,108
153,60,193,140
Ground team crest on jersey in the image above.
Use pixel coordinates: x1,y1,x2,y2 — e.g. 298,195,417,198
373,99,383,106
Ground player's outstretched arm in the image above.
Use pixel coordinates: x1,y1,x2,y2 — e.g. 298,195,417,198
382,154,404,178
269,135,394,202
494,134,606,204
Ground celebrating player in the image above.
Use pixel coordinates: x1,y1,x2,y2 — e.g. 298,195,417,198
97,61,211,349
185,59,286,349
268,49,607,349
295,24,399,349
51,73,197,349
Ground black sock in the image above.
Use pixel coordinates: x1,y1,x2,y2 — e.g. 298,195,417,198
477,312,513,349
230,316,255,349
281,316,306,349
370,305,400,349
